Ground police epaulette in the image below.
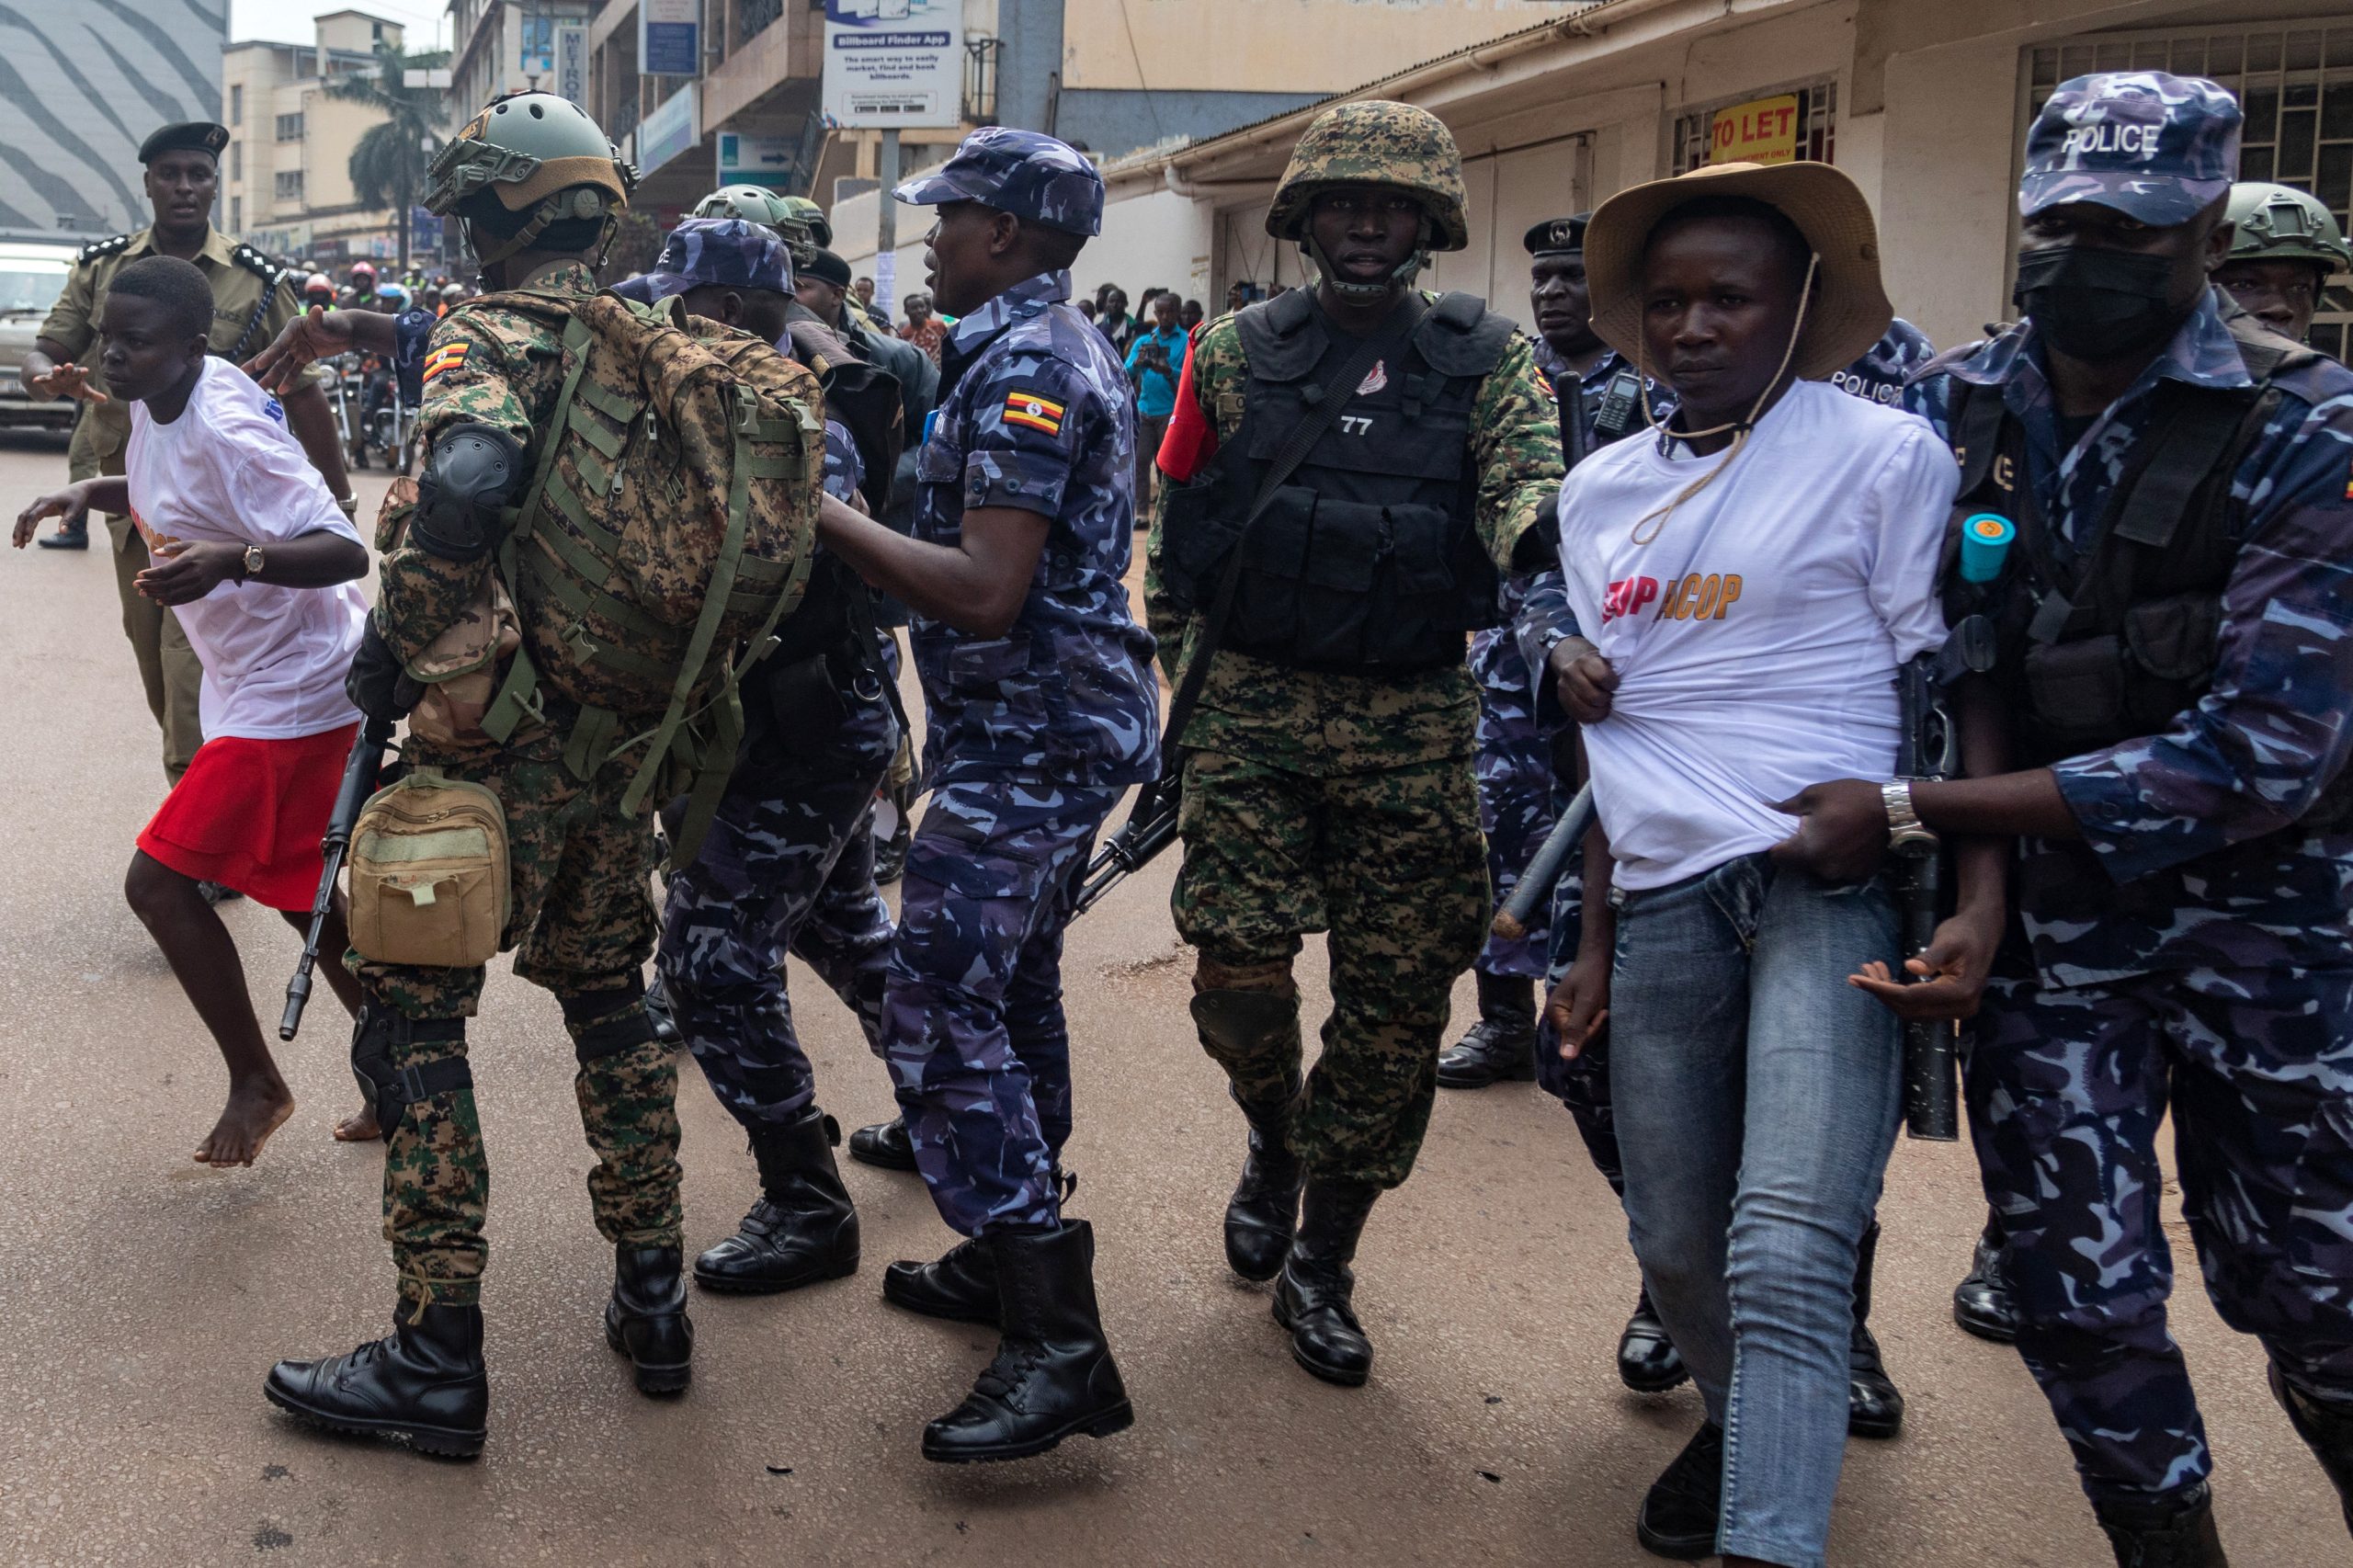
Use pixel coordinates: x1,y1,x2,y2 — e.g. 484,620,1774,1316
231,243,281,283
76,233,131,265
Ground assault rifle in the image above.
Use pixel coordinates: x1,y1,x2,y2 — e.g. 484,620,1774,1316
1893,652,1959,1142
278,716,395,1040
1074,775,1181,915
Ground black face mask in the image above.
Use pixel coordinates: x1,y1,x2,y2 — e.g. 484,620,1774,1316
2013,245,2188,362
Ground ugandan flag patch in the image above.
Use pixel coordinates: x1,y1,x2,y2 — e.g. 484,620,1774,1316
422,341,471,384
1002,391,1064,437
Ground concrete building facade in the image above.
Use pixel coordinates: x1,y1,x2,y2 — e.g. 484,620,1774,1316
223,10,409,265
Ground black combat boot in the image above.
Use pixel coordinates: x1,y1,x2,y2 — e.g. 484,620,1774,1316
35,520,87,550
1847,1219,1905,1439
1436,970,1540,1089
1635,1421,1723,1560
884,1235,1000,1324
2094,1482,2229,1567
605,1244,694,1395
1618,1287,1689,1392
1954,1212,2022,1343
694,1108,860,1293
1273,1177,1380,1386
1225,1083,1304,1281
848,1113,918,1172
921,1221,1134,1462
264,1301,489,1458
642,972,680,1047
2270,1362,2353,1535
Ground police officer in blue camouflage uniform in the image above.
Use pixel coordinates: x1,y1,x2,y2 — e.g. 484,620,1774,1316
603,218,906,1297
1777,74,2353,1562
809,128,1158,1463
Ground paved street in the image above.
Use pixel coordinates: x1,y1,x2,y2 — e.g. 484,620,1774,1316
0,428,2338,1566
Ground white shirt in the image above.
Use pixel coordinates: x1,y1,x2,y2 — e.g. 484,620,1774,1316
1557,381,1958,891
127,358,367,742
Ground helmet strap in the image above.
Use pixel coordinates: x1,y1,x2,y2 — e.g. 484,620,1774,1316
1302,234,1426,304
472,197,559,270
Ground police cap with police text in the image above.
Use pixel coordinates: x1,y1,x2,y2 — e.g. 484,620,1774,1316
140,121,230,165
1524,214,1590,256
893,127,1103,236
2019,72,2242,226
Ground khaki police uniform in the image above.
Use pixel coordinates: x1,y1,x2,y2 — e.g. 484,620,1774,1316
40,225,311,784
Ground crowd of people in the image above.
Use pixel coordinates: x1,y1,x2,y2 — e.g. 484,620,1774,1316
8,68,2353,1568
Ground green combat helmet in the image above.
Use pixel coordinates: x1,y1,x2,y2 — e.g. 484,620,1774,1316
695,183,815,265
424,91,637,268
2225,181,2352,273
779,195,834,251
1266,99,1468,301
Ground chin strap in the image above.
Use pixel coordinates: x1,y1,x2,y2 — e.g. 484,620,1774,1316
1302,233,1428,304
1627,251,1821,546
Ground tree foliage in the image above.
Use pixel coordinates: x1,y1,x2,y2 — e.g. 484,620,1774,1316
326,43,449,268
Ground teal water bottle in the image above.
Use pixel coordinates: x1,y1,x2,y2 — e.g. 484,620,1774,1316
1959,513,2015,584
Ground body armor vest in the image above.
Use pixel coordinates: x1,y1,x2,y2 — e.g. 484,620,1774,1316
1159,290,1515,672
1941,312,2353,829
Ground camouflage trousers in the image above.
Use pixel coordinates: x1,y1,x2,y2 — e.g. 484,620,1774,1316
657,677,899,1129
881,777,1121,1236
1172,747,1488,1188
349,734,678,1311
1468,627,1557,980
1967,964,2353,1506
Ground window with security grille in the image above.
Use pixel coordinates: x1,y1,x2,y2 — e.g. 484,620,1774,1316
276,112,304,142
275,170,302,203
2030,28,2353,362
1671,81,1837,176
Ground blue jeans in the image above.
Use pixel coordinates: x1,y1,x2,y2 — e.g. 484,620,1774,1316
1608,852,1901,1568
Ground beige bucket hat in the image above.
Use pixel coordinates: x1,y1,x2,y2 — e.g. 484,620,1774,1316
1583,160,1893,381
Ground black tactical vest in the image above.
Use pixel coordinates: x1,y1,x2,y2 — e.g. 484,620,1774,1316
1158,290,1516,673
1940,312,2353,828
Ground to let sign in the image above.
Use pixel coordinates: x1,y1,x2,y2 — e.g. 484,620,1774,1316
1709,94,1801,165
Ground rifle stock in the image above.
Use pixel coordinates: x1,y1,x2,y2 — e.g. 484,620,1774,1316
279,716,395,1041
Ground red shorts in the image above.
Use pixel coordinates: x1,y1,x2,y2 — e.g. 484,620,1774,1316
136,722,360,912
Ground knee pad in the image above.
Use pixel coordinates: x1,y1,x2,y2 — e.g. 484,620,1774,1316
1189,987,1300,1058
563,982,657,1063
350,1005,471,1132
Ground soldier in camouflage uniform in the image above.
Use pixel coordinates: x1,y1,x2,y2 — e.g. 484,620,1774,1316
2213,180,2352,344
618,217,903,1294
1146,101,1563,1387
1779,75,2353,1562
263,93,750,1458
810,128,1157,1463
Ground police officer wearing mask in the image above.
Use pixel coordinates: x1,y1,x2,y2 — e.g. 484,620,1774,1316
2213,180,2350,345
1776,73,2353,1562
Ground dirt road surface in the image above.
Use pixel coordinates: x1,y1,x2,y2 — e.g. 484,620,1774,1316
0,431,2339,1565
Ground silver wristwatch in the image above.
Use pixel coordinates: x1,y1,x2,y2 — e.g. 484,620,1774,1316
1881,778,1936,848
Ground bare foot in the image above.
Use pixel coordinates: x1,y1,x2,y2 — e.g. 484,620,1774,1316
334,1103,382,1142
193,1078,296,1166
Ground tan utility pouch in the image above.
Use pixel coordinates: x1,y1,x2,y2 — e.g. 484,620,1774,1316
347,768,511,968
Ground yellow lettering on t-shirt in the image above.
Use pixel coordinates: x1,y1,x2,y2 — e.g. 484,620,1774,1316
1715,574,1743,618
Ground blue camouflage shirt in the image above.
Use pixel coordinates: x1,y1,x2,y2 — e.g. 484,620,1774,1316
1916,289,2353,986
910,269,1161,787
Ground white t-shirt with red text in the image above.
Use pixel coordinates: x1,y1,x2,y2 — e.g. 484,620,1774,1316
1557,381,1958,891
127,357,366,742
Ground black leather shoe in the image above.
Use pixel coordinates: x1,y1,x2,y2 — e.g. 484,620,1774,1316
1636,1422,1723,1560
1848,1220,1905,1439
1436,970,1539,1089
848,1114,918,1172
695,1108,859,1293
264,1302,488,1458
2094,1481,2230,1566
1272,1177,1379,1386
884,1236,999,1324
642,973,680,1048
874,790,912,886
1224,1085,1303,1282
1618,1289,1689,1393
604,1244,694,1395
921,1221,1134,1462
2270,1361,2353,1535
36,522,88,550
1954,1219,2022,1344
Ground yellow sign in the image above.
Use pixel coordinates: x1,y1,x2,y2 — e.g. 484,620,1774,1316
1709,93,1802,165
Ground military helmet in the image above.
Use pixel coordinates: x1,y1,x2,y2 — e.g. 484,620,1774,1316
779,195,834,249
1266,100,1469,253
694,184,792,227
2224,181,2352,272
425,92,634,267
